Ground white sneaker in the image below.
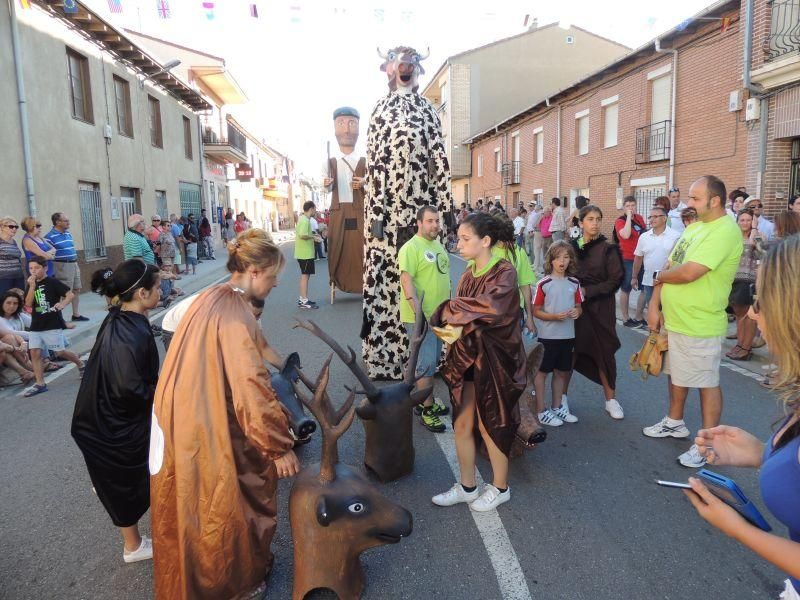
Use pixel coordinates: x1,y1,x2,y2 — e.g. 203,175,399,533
470,485,511,512
123,536,153,563
605,399,624,420
678,444,707,468
552,401,578,424
538,409,563,427
432,483,480,507
643,417,690,439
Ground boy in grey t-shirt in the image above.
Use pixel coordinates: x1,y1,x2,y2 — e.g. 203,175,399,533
532,241,583,426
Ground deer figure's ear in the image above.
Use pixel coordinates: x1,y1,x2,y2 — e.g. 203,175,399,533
316,496,331,527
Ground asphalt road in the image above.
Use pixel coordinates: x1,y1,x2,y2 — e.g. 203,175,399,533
0,244,785,600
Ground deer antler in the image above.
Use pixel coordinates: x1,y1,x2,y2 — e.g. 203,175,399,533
294,319,380,400
292,354,356,484
404,291,428,387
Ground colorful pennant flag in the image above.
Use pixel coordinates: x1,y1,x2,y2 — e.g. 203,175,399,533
108,0,123,13
202,0,214,20
64,0,79,13
18,0,31,9
289,4,301,24
157,0,170,18
721,16,731,32
249,3,258,18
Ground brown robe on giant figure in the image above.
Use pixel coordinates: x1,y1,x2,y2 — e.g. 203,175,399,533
431,258,526,456
150,285,294,600
327,155,366,294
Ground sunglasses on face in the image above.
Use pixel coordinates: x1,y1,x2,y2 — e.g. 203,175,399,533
4,224,19,229
35,223,42,227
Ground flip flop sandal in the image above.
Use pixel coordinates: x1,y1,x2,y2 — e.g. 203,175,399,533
24,384,48,397
45,363,63,372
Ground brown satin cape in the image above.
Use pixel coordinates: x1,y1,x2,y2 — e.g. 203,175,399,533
571,236,624,389
432,259,525,456
151,285,294,600
328,157,365,293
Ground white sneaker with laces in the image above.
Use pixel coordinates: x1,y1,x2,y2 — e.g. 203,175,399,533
123,536,153,564
605,399,624,420
538,410,564,427
643,417,690,439
553,401,578,423
678,444,707,468
470,485,510,512
432,483,480,507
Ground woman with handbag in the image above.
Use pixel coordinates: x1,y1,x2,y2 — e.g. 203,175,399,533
725,208,765,361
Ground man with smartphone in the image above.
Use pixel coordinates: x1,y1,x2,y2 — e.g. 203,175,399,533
645,176,742,468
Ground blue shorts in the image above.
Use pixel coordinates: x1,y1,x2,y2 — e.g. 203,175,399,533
621,259,643,293
641,284,655,304
405,323,442,378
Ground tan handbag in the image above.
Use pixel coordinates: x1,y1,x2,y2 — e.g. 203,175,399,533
629,331,669,380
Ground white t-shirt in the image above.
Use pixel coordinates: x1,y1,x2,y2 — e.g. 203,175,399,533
633,227,681,286
667,201,687,232
0,313,31,340
757,217,775,241
526,210,542,234
310,217,319,233
322,152,361,205
161,293,200,333
513,216,525,236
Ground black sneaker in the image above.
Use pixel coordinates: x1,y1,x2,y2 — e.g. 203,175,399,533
414,401,449,416
298,300,318,310
623,319,639,327
420,407,446,433
71,315,90,322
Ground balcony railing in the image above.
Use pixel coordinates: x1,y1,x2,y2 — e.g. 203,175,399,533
511,161,521,184
635,120,671,163
766,0,800,61
202,124,247,156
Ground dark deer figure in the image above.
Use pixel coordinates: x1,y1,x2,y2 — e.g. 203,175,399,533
294,298,430,482
269,352,316,446
289,357,412,600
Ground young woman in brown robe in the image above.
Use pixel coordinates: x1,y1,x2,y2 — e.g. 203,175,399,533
150,229,299,600
568,205,625,419
430,212,526,512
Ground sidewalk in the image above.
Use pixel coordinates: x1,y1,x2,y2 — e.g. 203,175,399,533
0,229,296,390
616,289,772,382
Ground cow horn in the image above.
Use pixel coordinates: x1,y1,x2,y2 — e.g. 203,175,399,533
377,46,390,59
417,46,430,60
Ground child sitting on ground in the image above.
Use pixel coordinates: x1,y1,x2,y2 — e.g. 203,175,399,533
23,256,84,397
532,241,583,426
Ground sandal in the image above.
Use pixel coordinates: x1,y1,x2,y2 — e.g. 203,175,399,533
728,346,752,361
725,344,742,358
45,362,63,372
23,384,48,397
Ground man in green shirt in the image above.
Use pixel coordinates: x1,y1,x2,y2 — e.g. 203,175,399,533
644,175,743,468
295,201,319,309
399,206,451,432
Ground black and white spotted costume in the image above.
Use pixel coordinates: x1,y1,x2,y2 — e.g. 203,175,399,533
361,90,452,380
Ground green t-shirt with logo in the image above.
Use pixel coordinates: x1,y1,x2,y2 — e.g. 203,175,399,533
294,215,314,260
398,235,451,323
492,244,537,308
661,215,743,338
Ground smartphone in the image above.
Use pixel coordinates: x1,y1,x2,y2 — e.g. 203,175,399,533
653,270,661,282
656,480,691,489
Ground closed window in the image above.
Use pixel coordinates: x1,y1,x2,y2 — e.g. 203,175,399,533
66,49,93,123
603,103,618,148
183,116,193,159
148,96,163,148
576,115,589,156
113,76,133,137
477,154,484,177
495,149,501,172
535,131,544,164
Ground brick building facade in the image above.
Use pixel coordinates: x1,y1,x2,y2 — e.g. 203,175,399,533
467,0,749,228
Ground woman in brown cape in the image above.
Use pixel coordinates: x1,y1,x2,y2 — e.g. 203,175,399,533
430,212,526,512
150,229,299,600
568,205,625,420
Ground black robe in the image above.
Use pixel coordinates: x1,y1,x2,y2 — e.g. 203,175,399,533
71,308,158,527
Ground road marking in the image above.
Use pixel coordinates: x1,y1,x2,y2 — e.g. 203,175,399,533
16,352,90,397
434,415,533,600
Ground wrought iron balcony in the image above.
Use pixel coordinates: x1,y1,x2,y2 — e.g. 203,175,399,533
202,123,248,164
635,120,671,164
766,0,800,61
501,161,521,185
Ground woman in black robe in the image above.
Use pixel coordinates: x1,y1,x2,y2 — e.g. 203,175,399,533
430,213,526,512
568,205,625,419
71,259,161,563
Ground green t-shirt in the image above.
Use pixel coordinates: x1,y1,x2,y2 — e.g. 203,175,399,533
492,245,537,307
661,215,743,337
398,235,452,323
294,215,315,260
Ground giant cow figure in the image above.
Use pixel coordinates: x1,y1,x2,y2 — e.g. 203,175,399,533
362,45,452,380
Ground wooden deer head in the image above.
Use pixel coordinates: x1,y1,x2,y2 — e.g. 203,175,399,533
289,356,413,600
294,296,431,482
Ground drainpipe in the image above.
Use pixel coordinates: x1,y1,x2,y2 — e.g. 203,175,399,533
743,0,768,197
555,102,562,197
655,38,678,189
8,0,36,216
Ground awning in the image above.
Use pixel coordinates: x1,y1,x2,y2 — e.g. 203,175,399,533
263,189,288,199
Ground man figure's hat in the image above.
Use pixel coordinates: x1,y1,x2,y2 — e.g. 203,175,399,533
333,106,360,120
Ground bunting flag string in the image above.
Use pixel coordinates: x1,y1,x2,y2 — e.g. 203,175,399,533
249,3,258,18
157,0,171,18
289,4,301,24
202,1,215,20
107,0,122,14
18,0,31,9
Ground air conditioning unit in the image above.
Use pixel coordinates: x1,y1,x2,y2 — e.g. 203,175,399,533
729,90,742,112
745,97,761,121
